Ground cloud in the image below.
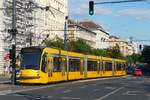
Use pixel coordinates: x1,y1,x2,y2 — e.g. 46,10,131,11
116,8,150,20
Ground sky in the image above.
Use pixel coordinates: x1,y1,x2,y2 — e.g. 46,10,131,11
68,0,150,45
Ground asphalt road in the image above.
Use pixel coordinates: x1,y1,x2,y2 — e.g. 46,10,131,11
1,76,150,100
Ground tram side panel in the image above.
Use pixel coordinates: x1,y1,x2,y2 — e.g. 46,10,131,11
68,57,84,80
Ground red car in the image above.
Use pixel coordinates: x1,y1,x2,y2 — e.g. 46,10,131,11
134,69,142,76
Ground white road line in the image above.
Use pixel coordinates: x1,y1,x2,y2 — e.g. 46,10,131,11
122,91,143,96
93,89,100,92
61,97,81,100
95,87,124,100
80,86,86,89
105,87,116,90
63,90,72,93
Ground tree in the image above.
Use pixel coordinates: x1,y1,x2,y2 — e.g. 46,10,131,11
142,46,150,64
43,36,64,49
126,54,142,64
71,39,92,54
43,37,125,59
109,44,123,58
91,48,108,56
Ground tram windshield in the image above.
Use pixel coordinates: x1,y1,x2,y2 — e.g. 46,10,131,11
21,52,41,70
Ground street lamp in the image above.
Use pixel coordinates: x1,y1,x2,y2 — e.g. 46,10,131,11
64,16,69,50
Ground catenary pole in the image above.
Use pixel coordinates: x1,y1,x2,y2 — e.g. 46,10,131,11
11,0,17,85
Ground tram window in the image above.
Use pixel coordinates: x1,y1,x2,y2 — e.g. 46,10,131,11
61,57,67,71
53,57,61,72
122,63,126,70
87,60,97,71
116,63,122,71
41,55,47,73
102,61,105,71
69,59,80,72
105,62,112,71
99,61,104,71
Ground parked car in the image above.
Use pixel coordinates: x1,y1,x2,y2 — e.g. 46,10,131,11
134,69,142,76
126,66,135,74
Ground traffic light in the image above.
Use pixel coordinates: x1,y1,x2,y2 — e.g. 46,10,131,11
9,45,16,68
89,1,94,15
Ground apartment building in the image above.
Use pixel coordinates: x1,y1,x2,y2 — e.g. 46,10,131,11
80,21,109,49
0,0,68,74
68,19,96,48
109,36,139,56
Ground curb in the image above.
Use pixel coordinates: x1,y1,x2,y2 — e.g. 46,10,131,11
0,81,10,84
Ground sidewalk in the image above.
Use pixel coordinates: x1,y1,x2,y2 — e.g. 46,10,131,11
0,74,11,83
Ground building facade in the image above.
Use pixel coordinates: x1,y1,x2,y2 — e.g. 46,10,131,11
0,0,68,74
109,36,139,57
80,21,109,49
68,19,96,48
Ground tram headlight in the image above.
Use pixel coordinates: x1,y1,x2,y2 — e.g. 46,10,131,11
37,71,39,76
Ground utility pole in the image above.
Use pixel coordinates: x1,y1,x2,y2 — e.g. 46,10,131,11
11,0,17,85
64,16,68,50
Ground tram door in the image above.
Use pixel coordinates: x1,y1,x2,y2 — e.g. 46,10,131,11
99,60,103,77
60,57,67,81
113,62,117,76
101,61,106,77
47,57,53,78
80,59,84,78
48,56,67,82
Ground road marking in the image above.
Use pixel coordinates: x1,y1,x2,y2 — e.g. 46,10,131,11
93,89,100,92
63,90,72,93
80,86,86,89
61,97,81,100
122,91,143,96
146,94,150,97
95,87,124,100
92,84,98,86
105,87,116,90
0,76,126,95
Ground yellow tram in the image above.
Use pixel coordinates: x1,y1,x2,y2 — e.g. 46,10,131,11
18,47,126,84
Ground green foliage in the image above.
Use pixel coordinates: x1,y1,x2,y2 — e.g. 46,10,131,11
68,39,92,54
43,36,124,58
142,46,150,64
91,49,108,57
126,54,142,64
109,44,123,58
43,36,64,49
